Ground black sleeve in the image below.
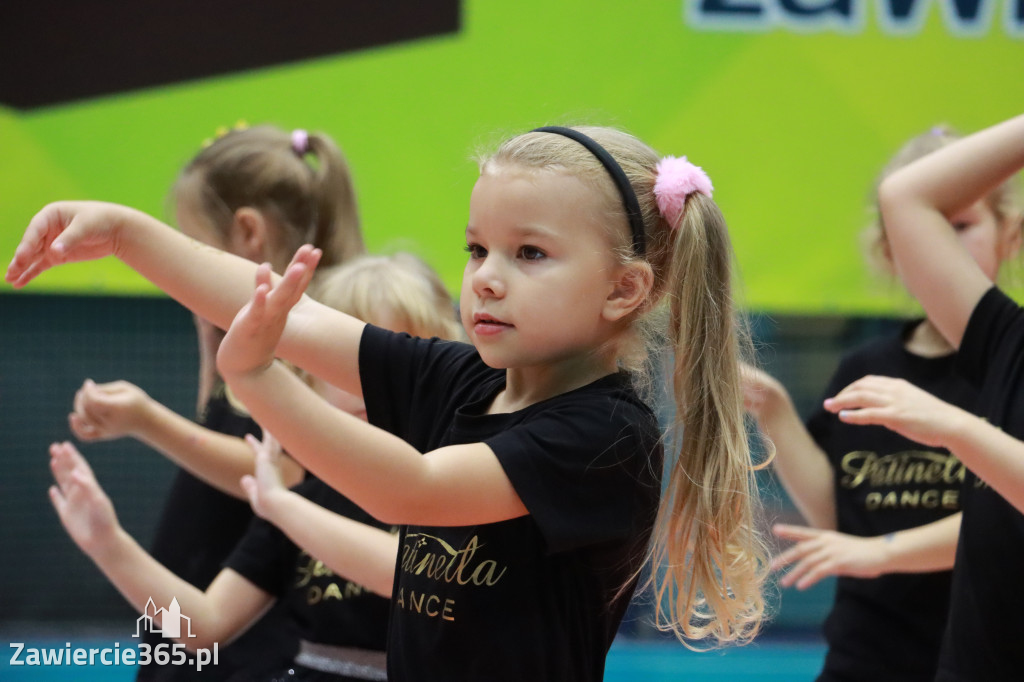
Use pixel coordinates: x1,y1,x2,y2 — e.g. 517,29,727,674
486,399,661,554
358,324,492,449
956,286,1021,388
223,512,299,597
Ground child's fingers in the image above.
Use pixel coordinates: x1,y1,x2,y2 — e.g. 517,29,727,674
8,260,50,289
779,548,830,588
69,413,100,441
793,559,835,590
48,484,69,519
772,524,821,541
49,442,76,487
771,538,819,571
240,475,259,505
261,431,282,459
836,407,890,426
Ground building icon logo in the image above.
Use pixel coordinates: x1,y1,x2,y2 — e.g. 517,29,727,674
134,597,196,639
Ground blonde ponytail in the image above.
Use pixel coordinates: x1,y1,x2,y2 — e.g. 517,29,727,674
648,193,768,645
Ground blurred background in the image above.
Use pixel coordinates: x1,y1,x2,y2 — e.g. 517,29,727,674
1,0,1021,678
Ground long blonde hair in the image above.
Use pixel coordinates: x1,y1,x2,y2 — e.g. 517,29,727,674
482,126,768,646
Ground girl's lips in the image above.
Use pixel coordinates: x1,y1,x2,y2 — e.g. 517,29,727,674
473,314,513,336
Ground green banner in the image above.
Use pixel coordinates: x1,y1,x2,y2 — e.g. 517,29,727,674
2,0,1020,312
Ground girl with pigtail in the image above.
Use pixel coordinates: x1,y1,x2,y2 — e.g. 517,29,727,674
65,124,365,681
8,124,768,680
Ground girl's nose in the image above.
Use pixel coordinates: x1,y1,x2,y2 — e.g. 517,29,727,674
472,255,506,299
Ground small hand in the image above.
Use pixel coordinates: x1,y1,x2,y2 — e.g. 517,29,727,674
241,431,289,520
216,246,321,378
69,379,152,441
824,375,963,448
6,201,132,288
771,523,888,590
48,441,121,556
740,363,787,423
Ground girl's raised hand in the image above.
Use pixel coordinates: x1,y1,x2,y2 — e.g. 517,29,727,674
771,524,888,589
69,379,152,442
6,201,137,288
824,376,965,449
216,247,321,378
48,441,121,558
240,432,289,520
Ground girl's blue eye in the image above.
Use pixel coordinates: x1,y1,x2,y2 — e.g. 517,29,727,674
519,246,545,261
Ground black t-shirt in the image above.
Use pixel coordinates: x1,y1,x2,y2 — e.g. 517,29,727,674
358,325,663,682
805,323,974,682
223,476,391,681
140,383,297,682
937,287,1024,681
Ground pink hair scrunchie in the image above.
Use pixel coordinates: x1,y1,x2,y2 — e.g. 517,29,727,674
291,129,310,155
654,156,714,227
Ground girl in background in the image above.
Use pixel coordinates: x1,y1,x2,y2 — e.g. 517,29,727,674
66,124,365,680
743,126,1022,681
47,252,460,681
824,112,1024,681
8,124,769,681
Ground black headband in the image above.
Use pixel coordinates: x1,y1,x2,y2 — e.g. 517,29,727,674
531,126,646,256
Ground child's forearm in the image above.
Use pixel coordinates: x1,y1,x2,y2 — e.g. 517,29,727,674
942,412,1024,515
881,114,1024,220
227,361,428,522
132,402,303,499
107,210,365,394
261,489,398,597
85,528,269,651
875,513,960,573
755,386,836,529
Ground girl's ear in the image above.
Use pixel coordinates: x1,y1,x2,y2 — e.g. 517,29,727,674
603,262,653,323
229,207,270,262
1000,212,1024,262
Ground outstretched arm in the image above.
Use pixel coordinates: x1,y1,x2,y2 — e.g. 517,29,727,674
878,114,1024,348
47,442,274,650
69,379,303,499
241,433,397,596
6,202,365,395
742,365,836,529
217,261,528,527
826,375,1024,514
771,513,960,590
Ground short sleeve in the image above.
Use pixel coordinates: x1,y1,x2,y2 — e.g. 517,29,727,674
223,514,297,597
956,286,1020,387
485,397,661,554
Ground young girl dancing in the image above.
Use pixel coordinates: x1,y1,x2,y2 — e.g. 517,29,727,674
66,124,365,680
743,126,1022,682
818,113,1024,681
7,124,768,681
47,252,461,681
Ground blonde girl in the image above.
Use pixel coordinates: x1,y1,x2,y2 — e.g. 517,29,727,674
8,124,768,680
819,113,1024,681
47,252,461,682
744,126,1022,682
65,124,364,681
